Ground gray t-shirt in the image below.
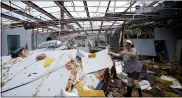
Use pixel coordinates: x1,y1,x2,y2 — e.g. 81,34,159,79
120,48,142,73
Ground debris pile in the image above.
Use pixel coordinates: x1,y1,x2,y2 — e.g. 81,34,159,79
19,49,30,58
140,60,182,97
1,47,182,97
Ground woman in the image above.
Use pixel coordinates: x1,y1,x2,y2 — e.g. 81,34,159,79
108,40,142,97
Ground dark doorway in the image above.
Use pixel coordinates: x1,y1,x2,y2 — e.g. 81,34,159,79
7,35,20,55
154,40,169,62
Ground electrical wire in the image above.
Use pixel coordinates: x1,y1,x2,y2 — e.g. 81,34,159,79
92,1,101,17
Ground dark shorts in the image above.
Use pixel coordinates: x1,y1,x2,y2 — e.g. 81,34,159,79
127,71,140,80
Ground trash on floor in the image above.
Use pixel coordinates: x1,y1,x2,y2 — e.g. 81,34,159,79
36,54,46,61
139,80,152,90
44,57,56,68
160,75,182,89
0,82,5,87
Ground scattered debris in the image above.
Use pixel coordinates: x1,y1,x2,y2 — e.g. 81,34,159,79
160,75,182,89
27,73,31,77
106,87,125,97
0,82,5,87
33,73,37,74
66,58,79,70
75,82,105,97
19,49,29,58
36,54,46,61
139,80,152,90
9,59,18,64
2,49,181,97
164,91,180,97
88,53,96,58
44,57,56,68
65,80,73,92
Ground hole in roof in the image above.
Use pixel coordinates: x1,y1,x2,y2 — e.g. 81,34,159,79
32,1,57,7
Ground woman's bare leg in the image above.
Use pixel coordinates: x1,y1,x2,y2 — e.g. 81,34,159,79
133,79,140,88
128,77,133,86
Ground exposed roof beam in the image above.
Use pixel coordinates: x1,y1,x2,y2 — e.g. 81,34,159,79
54,1,83,29
116,1,135,30
105,1,111,14
10,16,146,27
1,16,55,31
53,27,117,33
1,13,21,21
147,1,159,7
123,1,136,12
45,17,145,24
22,1,64,31
83,1,93,31
100,1,111,33
79,27,116,32
1,2,41,21
22,1,57,20
1,12,56,31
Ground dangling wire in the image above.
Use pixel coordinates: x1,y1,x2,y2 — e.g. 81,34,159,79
114,0,116,13
92,1,101,17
